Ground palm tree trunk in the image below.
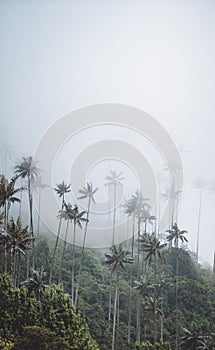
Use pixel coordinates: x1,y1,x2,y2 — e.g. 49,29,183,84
176,239,179,350
136,216,141,344
196,190,202,262
59,219,69,283
108,272,113,324
112,270,119,350
74,197,91,309
128,214,135,345
71,221,76,303
112,183,117,245
49,217,63,284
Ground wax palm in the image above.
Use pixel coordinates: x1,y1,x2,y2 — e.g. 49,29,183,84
15,156,41,236
32,176,49,237
127,190,150,344
167,223,188,350
54,181,71,209
49,181,71,284
192,177,208,262
124,197,137,344
70,204,87,303
0,175,24,230
161,184,181,228
105,170,124,245
58,203,74,282
74,182,97,309
23,266,49,299
7,217,33,287
105,244,133,350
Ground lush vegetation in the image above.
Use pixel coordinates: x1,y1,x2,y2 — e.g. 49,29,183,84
0,158,215,350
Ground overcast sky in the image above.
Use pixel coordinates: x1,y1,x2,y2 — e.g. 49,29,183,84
1,0,215,264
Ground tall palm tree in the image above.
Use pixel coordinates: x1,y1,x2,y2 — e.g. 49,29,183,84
124,197,137,345
141,233,167,281
161,184,181,229
0,175,24,273
130,190,150,344
167,223,188,350
70,204,87,303
14,156,41,237
192,177,207,262
49,181,71,284
0,175,24,230
58,203,74,283
105,244,133,350
32,176,48,238
105,170,124,245
74,182,97,309
7,217,33,287
137,234,166,344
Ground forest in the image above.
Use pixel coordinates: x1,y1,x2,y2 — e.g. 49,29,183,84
0,156,215,350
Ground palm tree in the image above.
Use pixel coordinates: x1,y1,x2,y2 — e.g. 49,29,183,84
70,205,87,303
74,182,97,309
192,177,207,262
58,203,74,283
0,175,24,230
32,176,48,238
7,217,33,287
181,322,204,350
161,184,181,230
136,232,166,345
49,181,71,284
22,266,49,299
105,244,133,350
141,233,167,281
105,170,124,245
167,223,188,350
124,197,137,345
14,156,41,237
54,181,71,209
0,175,24,273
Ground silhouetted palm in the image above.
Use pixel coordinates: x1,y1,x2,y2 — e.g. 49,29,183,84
49,181,71,284
105,170,124,245
74,182,97,309
167,223,188,350
192,177,208,262
70,205,87,303
105,244,133,350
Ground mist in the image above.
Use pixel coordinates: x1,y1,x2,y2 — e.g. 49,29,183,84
1,0,215,264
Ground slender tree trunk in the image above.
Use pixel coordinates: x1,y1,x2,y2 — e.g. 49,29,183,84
59,219,69,283
49,217,63,284
112,183,117,245
176,239,179,350
128,214,135,345
74,198,91,309
108,272,113,324
136,216,141,344
4,202,8,274
71,221,76,303
37,186,41,238
112,270,119,350
196,190,202,263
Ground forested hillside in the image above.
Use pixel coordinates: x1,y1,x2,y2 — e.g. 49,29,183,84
0,158,215,350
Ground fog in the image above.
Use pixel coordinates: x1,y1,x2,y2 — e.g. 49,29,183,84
1,1,215,264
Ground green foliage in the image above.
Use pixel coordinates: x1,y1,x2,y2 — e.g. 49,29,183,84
12,326,70,350
135,341,172,349
0,274,98,350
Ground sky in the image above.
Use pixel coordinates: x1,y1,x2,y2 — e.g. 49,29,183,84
0,0,215,264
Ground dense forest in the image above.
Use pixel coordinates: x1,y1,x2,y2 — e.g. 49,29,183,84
0,156,215,350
